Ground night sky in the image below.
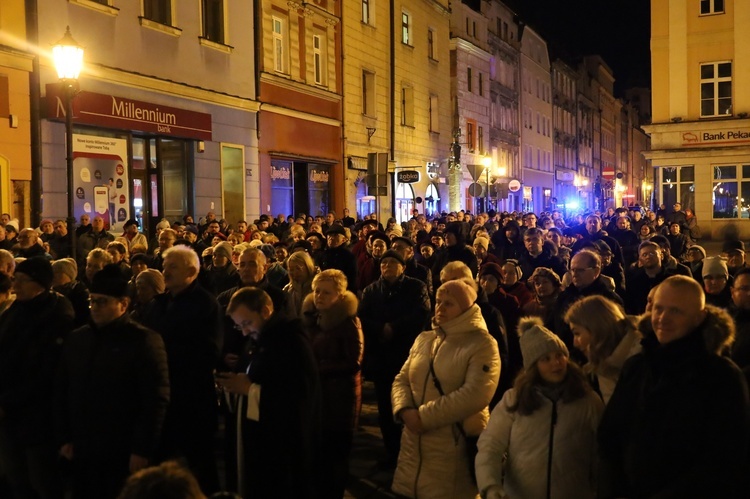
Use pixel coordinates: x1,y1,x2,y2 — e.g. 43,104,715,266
502,0,651,95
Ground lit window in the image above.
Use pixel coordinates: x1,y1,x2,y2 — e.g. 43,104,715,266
402,12,411,45
202,0,224,43
700,62,732,117
313,33,327,86
272,16,289,74
362,0,371,24
700,0,724,15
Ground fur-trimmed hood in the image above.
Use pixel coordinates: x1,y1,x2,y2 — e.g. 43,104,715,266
637,304,735,355
301,290,359,331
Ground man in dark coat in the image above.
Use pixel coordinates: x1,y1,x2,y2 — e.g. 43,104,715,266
571,214,625,268
56,264,169,499
599,276,750,498
730,268,750,371
319,224,358,293
517,227,567,281
0,257,75,499
218,287,321,498
139,245,222,494
391,236,433,303
76,216,114,268
431,221,478,287
358,250,431,467
624,241,676,315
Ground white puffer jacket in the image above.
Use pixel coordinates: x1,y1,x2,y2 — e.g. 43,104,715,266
391,304,500,499
475,386,604,499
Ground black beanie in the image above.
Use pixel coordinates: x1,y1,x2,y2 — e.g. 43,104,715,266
90,264,130,298
380,249,406,266
15,257,54,289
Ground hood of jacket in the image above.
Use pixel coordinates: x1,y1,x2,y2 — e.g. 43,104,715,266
637,304,735,355
301,290,358,331
431,303,487,336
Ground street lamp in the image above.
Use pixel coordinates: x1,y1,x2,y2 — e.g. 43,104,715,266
53,26,84,261
482,155,492,213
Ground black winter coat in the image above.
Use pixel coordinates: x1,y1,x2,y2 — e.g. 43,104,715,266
598,309,750,498
0,291,74,446
55,316,169,458
517,247,568,281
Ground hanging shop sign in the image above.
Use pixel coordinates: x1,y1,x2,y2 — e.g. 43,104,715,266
397,170,420,183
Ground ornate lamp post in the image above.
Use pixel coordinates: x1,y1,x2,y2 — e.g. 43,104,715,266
53,26,84,261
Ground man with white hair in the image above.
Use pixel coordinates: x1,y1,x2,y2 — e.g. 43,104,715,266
139,245,223,494
599,276,750,497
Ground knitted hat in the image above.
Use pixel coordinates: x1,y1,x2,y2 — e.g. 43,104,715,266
473,236,489,250
388,225,403,237
15,257,54,289
259,244,276,262
517,316,569,367
4,224,17,234
156,219,171,231
52,258,78,283
702,256,729,278
380,249,405,266
90,264,129,298
437,280,477,313
368,230,391,248
213,241,233,260
688,245,707,259
136,269,165,295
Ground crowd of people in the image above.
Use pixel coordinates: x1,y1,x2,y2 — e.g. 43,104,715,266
0,201,748,498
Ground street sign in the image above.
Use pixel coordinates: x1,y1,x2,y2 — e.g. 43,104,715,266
508,179,521,192
468,182,484,197
397,170,420,183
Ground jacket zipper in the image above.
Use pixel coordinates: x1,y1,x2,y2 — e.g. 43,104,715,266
546,400,558,499
413,333,442,498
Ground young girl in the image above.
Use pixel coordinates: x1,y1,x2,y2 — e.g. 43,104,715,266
475,317,604,499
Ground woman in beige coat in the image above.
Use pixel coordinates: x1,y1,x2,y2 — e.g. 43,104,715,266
391,280,500,499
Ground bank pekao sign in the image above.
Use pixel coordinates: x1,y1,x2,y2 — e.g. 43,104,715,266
682,129,750,146
397,170,420,183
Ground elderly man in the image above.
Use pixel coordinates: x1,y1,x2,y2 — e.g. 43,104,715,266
152,228,177,272
319,225,358,293
599,275,750,497
57,264,169,498
139,246,223,494
13,228,51,260
77,215,114,266
48,219,71,259
0,249,15,276
0,258,75,499
358,249,430,468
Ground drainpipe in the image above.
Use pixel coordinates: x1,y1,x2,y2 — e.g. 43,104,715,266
389,0,396,218
27,0,42,226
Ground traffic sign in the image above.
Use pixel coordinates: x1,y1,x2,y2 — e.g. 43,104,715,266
508,179,521,193
468,182,484,197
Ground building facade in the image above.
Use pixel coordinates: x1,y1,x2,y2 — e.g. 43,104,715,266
35,0,259,237
645,0,750,238
342,0,451,222
552,59,578,214
519,25,553,213
0,0,33,226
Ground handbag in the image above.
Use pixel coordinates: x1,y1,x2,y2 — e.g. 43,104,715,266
429,338,479,483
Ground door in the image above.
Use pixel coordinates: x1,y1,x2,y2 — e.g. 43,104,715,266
131,137,158,237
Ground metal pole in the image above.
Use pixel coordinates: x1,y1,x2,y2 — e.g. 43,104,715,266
65,83,77,262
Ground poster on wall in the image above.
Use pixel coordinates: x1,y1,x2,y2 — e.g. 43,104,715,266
73,134,130,233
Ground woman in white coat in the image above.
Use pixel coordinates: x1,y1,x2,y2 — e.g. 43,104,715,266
475,317,604,499
391,280,500,499
564,295,641,405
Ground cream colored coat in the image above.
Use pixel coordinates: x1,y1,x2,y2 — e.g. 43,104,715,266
391,304,500,499
476,387,604,499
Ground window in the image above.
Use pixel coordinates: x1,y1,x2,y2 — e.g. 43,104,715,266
202,0,224,43
429,95,439,132
402,11,411,45
144,0,171,25
701,62,732,117
467,68,472,93
402,87,414,127
467,120,476,152
362,0,371,24
700,0,724,14
313,33,326,85
711,164,750,219
478,126,484,154
472,21,476,38
363,70,375,116
272,16,289,74
662,166,695,215
479,73,484,96
428,29,435,60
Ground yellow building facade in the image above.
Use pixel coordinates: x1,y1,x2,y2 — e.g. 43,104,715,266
645,0,750,238
0,1,33,224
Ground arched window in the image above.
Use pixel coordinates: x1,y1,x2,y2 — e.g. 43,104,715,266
395,183,415,224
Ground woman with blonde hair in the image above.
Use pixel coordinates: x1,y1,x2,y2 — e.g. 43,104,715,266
283,250,316,318
564,295,640,404
301,269,364,499
391,280,500,498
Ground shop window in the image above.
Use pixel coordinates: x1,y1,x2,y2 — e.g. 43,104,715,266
661,166,695,214
271,160,294,218
395,183,415,224
712,164,750,219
